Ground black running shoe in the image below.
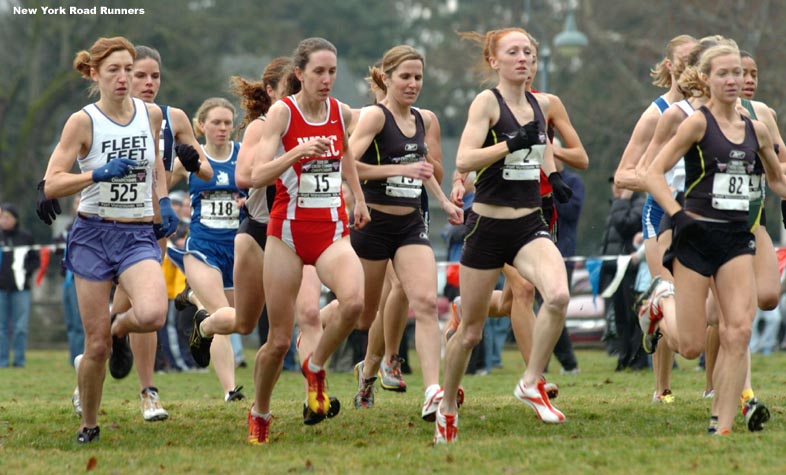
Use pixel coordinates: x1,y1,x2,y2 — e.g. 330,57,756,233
303,396,341,425
189,309,213,368
226,385,245,402
76,426,100,444
109,315,133,379
743,397,771,432
174,282,192,311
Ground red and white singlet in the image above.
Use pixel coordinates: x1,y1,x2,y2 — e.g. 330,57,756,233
270,95,349,224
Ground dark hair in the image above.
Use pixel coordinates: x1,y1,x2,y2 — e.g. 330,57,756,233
134,45,162,66
287,38,337,93
293,37,337,70
1,203,19,223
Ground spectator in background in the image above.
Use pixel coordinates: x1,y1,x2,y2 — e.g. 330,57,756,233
600,179,647,371
749,274,784,355
442,173,488,375
160,191,196,371
0,203,40,368
551,162,584,375
59,197,85,366
442,172,475,306
631,231,652,310
482,275,509,374
555,166,584,282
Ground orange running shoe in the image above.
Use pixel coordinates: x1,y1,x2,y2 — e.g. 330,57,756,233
302,355,330,415
247,410,270,445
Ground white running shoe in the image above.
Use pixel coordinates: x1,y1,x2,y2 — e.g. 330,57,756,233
638,278,675,354
141,387,169,422
433,405,458,444
514,379,565,424
542,378,559,399
72,354,82,416
422,386,443,422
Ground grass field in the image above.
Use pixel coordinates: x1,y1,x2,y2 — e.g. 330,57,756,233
1,347,784,475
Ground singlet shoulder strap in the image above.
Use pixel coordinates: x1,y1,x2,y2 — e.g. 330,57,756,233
740,98,757,120
411,107,424,128
674,100,694,117
490,87,504,101
653,96,670,114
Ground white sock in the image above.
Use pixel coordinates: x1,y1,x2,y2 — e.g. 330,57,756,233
250,406,271,420
198,319,210,339
308,359,323,373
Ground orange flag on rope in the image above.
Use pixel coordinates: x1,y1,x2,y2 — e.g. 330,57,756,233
775,247,786,276
36,246,50,287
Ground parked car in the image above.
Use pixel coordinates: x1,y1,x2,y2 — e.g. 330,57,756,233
565,265,606,346
434,261,606,346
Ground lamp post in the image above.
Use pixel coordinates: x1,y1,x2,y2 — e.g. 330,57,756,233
553,8,589,58
526,2,588,92
539,45,551,92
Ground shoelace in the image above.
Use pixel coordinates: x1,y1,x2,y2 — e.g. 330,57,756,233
227,385,245,401
308,370,326,404
388,356,404,379
360,378,375,401
438,414,457,441
249,416,269,442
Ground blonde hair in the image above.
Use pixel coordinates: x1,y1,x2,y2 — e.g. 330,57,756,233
365,59,384,101
677,36,737,98
457,27,531,84
650,34,697,88
192,97,236,138
73,36,136,96
367,45,425,95
698,44,741,94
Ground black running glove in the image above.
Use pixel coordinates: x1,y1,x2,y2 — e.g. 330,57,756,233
548,172,573,203
175,144,201,173
35,180,61,225
505,120,541,153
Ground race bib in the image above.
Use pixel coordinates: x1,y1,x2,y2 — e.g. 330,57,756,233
298,159,342,208
502,144,545,181
711,172,749,211
98,166,147,218
201,190,239,229
748,174,763,200
386,153,423,198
